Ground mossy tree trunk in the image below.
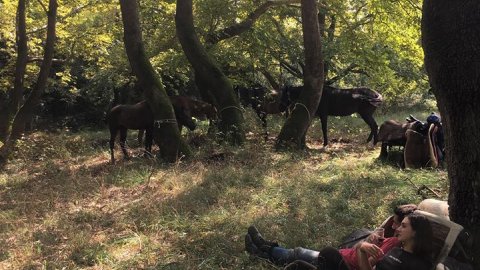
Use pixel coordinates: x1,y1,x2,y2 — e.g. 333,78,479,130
276,0,324,149
422,1,480,268
119,0,189,162
0,0,28,142
0,0,57,165
175,0,245,145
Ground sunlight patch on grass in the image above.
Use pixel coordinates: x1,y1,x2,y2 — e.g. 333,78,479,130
108,233,144,262
0,110,450,269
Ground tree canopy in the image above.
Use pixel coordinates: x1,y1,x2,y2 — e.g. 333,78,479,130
0,0,427,130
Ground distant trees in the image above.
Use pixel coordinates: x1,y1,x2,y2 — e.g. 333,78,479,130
0,0,58,164
0,0,431,160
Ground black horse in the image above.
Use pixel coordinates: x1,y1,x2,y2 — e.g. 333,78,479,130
281,85,383,146
106,99,196,163
235,85,286,140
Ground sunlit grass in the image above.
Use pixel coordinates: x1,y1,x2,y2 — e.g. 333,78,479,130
0,104,447,269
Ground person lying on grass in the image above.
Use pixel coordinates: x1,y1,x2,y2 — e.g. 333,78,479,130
357,213,433,270
245,204,419,269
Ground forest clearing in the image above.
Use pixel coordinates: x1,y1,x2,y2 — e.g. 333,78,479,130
0,107,449,269
1,0,479,268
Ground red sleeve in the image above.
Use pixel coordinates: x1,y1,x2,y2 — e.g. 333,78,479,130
339,247,358,270
380,237,400,253
339,238,400,270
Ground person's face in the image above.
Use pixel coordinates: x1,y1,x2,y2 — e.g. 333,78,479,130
396,217,415,243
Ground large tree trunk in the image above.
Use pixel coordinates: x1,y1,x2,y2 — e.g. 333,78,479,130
422,1,480,268
119,0,189,162
276,0,324,149
175,0,245,145
0,0,28,142
0,0,57,165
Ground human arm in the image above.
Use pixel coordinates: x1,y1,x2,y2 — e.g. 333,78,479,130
357,247,372,270
356,241,384,270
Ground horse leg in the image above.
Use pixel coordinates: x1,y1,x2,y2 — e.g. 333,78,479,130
259,111,268,142
320,114,328,146
119,128,129,160
144,127,153,158
379,142,388,159
109,127,117,163
359,113,379,145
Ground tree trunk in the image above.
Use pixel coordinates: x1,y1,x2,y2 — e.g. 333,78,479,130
0,0,28,142
422,1,480,268
0,0,57,165
119,0,189,162
276,0,324,149
175,0,245,145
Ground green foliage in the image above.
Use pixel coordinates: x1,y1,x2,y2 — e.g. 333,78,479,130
1,0,428,125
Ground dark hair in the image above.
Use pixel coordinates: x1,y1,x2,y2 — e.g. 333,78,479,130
394,204,417,221
408,213,434,260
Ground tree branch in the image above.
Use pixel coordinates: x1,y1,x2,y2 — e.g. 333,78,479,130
205,0,300,46
27,57,65,64
280,60,303,78
34,0,49,14
28,0,100,35
325,64,369,85
261,69,280,89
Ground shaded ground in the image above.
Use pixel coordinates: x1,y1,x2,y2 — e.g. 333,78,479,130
0,111,447,269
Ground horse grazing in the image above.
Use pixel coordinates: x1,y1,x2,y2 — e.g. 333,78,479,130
178,96,217,129
235,85,285,140
281,85,383,146
137,96,217,144
106,99,197,163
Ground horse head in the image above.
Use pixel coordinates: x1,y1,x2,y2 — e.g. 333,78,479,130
173,106,196,131
279,85,299,113
234,86,251,107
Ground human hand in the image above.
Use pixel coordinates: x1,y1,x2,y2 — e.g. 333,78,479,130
359,242,384,261
366,234,383,245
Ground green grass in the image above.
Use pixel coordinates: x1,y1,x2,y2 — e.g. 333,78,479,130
0,103,448,269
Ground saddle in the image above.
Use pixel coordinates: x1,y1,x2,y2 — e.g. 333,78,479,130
404,123,443,168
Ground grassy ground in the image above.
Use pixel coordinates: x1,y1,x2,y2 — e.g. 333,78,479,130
0,104,448,269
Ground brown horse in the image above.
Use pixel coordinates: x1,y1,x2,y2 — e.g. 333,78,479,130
106,98,196,163
176,96,217,130
235,85,285,140
137,96,217,144
281,85,383,146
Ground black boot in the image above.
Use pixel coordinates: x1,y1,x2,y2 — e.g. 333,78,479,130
248,225,279,249
245,234,271,260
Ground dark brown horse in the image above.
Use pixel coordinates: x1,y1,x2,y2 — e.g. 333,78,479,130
137,96,217,144
106,98,196,163
177,96,217,129
235,85,285,140
378,113,444,168
281,85,383,146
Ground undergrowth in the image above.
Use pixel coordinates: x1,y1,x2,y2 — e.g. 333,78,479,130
0,104,448,269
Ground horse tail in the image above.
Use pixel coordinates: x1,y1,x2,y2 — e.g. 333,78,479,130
352,88,383,107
